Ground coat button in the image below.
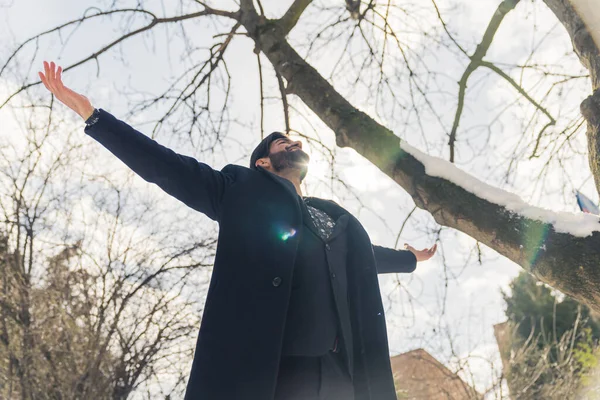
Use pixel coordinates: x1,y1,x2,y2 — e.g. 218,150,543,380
325,244,331,251
272,277,282,287
331,272,336,279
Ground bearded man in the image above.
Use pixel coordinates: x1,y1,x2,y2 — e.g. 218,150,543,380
39,61,436,400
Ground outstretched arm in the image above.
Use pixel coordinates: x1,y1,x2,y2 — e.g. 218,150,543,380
373,243,436,274
38,61,234,221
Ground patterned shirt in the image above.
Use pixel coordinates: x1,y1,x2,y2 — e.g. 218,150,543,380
304,200,336,241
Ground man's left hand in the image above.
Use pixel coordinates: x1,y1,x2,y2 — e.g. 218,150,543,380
404,243,437,262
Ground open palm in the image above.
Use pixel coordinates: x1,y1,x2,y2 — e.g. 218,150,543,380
38,61,94,120
405,243,437,262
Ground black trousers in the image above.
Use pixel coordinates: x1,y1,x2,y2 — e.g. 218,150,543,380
274,350,354,400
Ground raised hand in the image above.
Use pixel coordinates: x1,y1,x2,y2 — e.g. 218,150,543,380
38,61,95,121
404,243,437,262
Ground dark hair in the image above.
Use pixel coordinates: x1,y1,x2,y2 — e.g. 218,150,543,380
249,132,288,170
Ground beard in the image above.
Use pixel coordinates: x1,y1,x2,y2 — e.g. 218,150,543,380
269,148,310,181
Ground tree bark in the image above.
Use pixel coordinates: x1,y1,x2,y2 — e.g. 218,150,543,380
543,0,600,197
238,3,600,313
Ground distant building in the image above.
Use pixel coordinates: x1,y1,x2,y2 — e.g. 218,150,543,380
391,348,482,400
493,321,512,397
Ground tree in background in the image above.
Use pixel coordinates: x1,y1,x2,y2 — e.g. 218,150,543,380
501,271,600,399
0,237,116,399
0,108,216,399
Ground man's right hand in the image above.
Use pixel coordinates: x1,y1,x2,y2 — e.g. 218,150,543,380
38,61,95,121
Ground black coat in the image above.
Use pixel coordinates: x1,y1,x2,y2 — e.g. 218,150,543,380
84,109,417,400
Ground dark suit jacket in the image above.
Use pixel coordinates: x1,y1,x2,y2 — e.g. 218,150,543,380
84,109,417,400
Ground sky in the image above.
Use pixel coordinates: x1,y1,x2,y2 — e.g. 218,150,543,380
0,0,596,397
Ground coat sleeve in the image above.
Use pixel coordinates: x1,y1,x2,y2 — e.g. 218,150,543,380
372,245,417,274
84,108,235,221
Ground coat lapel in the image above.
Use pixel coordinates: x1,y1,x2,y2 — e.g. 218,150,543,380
299,203,324,239
257,166,300,205
256,166,350,220
257,168,352,240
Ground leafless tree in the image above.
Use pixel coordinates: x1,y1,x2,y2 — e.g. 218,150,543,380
0,102,216,399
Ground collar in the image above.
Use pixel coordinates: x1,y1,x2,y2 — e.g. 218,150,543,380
257,166,351,220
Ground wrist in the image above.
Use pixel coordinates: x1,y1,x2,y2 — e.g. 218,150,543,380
80,105,95,121
84,108,101,127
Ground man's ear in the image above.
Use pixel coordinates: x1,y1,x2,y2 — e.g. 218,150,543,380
256,156,270,169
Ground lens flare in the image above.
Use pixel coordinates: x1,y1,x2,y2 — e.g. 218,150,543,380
280,228,297,241
521,221,549,268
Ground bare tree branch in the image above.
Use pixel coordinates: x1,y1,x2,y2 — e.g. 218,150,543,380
0,7,238,109
479,60,557,158
278,0,313,36
449,0,521,163
276,70,290,134
345,0,361,20
241,4,600,315
257,53,265,139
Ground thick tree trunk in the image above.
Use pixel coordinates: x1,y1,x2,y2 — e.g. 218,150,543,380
238,2,600,313
543,0,600,197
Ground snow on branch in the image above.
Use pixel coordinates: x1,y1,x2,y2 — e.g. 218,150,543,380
400,140,600,238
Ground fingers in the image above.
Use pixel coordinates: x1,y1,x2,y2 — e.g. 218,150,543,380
53,64,64,87
43,60,50,80
40,61,63,93
423,244,437,255
41,61,53,89
38,72,50,90
44,61,55,87
49,61,56,81
405,242,438,263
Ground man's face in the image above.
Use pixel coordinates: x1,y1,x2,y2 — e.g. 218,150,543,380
267,137,310,181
